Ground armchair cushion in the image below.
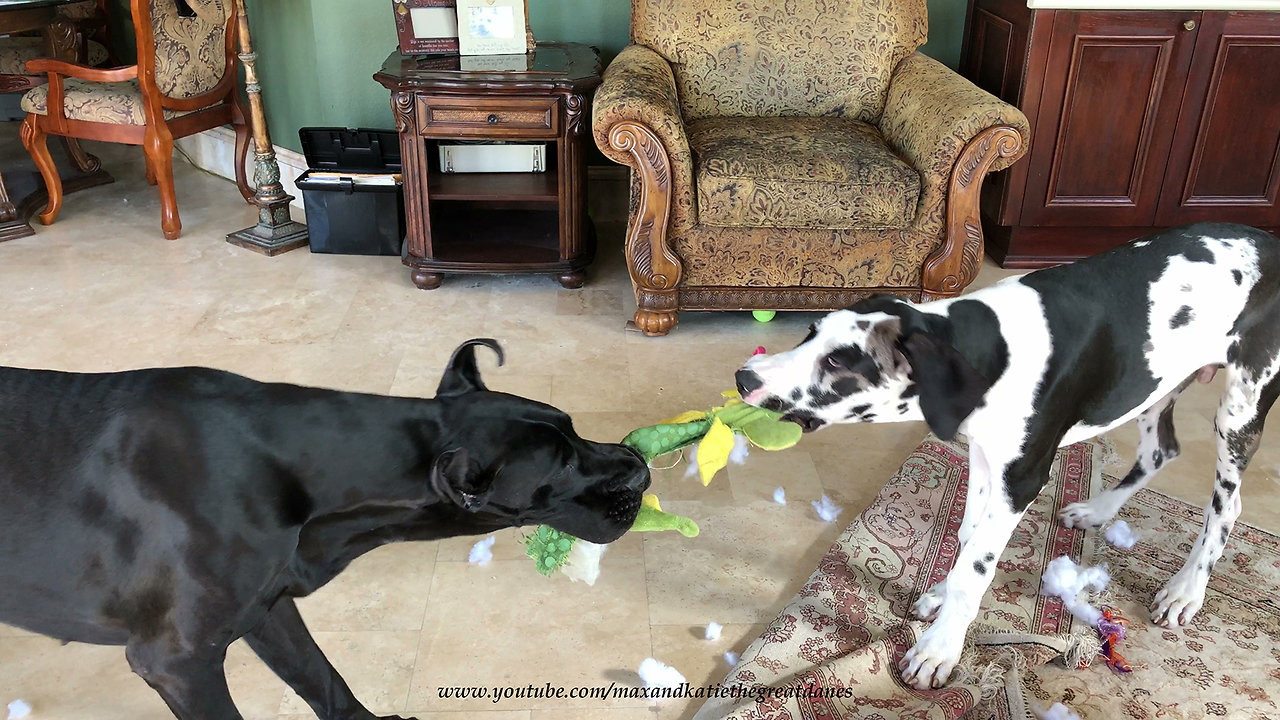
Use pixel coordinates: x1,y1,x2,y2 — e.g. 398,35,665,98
690,117,920,230
151,0,230,99
0,37,108,75
22,78,191,124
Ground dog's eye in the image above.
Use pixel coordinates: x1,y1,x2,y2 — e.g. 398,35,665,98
824,355,841,369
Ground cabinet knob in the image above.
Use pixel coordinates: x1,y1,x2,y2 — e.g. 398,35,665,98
1183,19,1196,31
487,113,499,124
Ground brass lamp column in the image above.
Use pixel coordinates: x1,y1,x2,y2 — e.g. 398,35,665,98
226,0,308,255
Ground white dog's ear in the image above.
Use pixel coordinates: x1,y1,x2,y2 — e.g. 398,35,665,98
430,448,492,512
899,332,991,441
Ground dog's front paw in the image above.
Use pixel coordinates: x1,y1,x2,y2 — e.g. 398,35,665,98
1058,500,1109,529
897,624,963,690
912,582,946,622
1150,571,1206,628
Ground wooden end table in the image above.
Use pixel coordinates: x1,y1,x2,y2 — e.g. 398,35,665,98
373,43,602,289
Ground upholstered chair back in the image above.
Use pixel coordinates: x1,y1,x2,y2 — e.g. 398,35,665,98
142,0,231,100
630,0,928,123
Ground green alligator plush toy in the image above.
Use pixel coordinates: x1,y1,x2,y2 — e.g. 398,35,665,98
523,390,803,581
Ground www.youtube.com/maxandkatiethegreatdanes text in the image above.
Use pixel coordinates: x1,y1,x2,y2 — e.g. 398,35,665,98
437,681,854,703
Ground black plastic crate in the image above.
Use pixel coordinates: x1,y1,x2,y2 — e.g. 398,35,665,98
297,128,404,256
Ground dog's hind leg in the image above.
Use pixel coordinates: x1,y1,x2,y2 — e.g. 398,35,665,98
125,641,242,720
1151,360,1279,627
1059,379,1190,529
244,597,416,720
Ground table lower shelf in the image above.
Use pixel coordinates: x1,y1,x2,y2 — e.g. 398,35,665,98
404,205,595,289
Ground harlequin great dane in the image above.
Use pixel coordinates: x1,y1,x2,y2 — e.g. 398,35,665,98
0,339,650,720
734,222,1280,690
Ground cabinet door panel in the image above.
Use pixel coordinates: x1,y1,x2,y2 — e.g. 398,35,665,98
1022,11,1199,226
1157,12,1280,226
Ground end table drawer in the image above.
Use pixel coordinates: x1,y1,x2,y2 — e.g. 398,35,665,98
418,96,559,137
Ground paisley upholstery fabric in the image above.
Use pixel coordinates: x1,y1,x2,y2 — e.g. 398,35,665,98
689,117,920,230
631,0,928,122
0,37,108,75
150,0,230,99
22,79,192,124
593,44,698,232
881,52,1032,237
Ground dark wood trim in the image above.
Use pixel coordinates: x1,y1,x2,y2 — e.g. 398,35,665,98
605,120,681,336
676,285,924,311
923,124,1024,296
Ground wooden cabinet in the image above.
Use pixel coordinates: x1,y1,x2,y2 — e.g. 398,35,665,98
963,3,1280,266
373,44,602,289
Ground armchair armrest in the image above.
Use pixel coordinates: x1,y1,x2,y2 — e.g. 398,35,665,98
593,44,698,336
880,53,1030,294
881,53,1028,182
592,44,696,232
25,59,137,83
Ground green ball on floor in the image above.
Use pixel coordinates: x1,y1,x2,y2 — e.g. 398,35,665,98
752,310,777,323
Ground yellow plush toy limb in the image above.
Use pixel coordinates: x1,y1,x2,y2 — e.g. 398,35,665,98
696,418,736,486
630,494,699,537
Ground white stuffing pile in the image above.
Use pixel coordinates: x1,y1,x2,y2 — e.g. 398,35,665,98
728,434,750,465
467,536,496,566
1040,556,1110,626
704,622,723,640
1038,701,1081,720
724,650,740,666
772,487,787,505
811,494,843,523
1104,520,1140,549
7,700,31,720
638,657,687,689
561,540,607,586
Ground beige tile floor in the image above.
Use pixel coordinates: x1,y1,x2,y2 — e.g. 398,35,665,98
1,137,1278,720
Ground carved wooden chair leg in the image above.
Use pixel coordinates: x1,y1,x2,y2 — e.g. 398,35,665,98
144,153,157,185
145,127,181,239
60,137,101,174
21,117,63,226
633,294,679,336
230,92,253,202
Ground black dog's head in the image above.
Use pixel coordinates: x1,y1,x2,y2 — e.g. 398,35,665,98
733,299,993,440
428,339,650,544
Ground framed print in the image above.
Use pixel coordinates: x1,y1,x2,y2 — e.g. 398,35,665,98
393,0,460,55
455,0,530,56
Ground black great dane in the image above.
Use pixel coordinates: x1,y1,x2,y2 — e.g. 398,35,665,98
735,223,1280,689
0,339,649,719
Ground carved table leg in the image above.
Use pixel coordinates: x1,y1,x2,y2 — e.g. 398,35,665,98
412,270,444,290
60,138,101,174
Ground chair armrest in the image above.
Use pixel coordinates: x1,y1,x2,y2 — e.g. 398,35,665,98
25,59,137,82
592,44,696,231
881,52,1029,193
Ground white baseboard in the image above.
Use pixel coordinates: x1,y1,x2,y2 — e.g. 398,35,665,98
174,127,307,210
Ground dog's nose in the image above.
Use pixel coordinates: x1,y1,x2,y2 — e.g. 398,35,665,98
735,369,763,397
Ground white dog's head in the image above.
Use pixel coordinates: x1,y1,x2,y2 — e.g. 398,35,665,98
735,298,996,439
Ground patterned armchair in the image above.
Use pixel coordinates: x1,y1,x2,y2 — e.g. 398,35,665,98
593,0,1031,336
19,0,251,240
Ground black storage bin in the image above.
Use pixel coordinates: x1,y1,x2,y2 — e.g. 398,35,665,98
297,128,404,256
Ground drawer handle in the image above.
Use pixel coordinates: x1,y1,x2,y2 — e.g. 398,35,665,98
1183,19,1196,31
487,113,499,124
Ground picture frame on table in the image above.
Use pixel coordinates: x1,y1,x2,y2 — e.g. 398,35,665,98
393,0,460,55
455,0,532,56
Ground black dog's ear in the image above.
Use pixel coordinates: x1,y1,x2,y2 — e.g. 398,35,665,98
437,338,505,397
430,448,492,512
900,332,990,441
865,317,910,378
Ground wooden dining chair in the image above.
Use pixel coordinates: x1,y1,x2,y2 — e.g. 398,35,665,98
19,0,251,239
